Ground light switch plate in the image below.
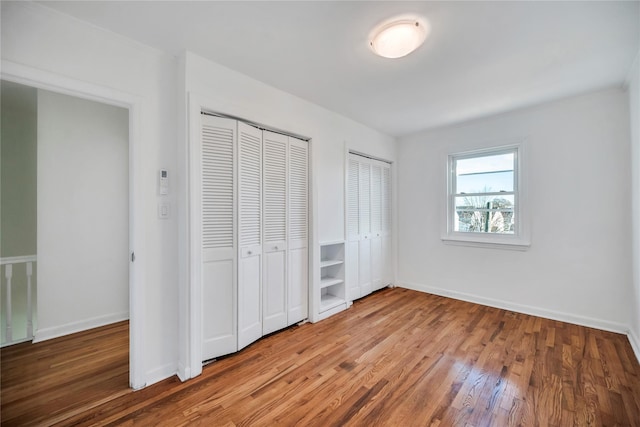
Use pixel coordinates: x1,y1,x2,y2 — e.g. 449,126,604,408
158,202,170,219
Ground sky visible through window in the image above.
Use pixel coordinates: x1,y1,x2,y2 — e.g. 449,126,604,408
456,153,514,194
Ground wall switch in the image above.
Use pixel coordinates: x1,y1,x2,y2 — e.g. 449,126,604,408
158,202,170,219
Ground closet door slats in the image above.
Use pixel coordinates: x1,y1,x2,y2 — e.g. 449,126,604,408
239,126,262,248
371,163,382,234
263,134,287,243
359,162,371,236
382,166,391,233
202,125,234,249
289,142,308,241
347,158,360,238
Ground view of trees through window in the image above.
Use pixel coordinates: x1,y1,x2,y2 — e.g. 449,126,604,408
453,151,516,234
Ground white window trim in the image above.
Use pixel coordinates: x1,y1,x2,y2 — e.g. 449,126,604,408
442,142,530,251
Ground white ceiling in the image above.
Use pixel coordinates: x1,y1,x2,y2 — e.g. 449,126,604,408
40,1,640,137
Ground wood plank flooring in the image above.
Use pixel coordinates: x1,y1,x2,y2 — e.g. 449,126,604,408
2,288,640,426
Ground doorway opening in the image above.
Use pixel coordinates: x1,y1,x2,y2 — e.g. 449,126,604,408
0,61,144,390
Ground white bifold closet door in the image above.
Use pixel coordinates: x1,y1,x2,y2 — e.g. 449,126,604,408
370,162,383,290
357,160,372,297
370,159,392,291
287,137,309,325
347,153,392,301
201,115,237,360
238,122,263,350
381,165,392,286
347,156,360,301
200,115,309,361
262,132,309,334
262,131,288,335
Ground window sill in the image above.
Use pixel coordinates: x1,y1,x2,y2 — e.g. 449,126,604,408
441,234,530,251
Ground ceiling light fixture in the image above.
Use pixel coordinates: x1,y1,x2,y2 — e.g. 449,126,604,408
369,18,429,59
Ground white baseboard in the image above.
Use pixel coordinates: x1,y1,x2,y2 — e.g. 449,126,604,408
176,361,191,383
398,281,628,334
628,328,640,365
33,311,129,343
145,362,178,387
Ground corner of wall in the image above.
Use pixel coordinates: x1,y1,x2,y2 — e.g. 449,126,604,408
624,49,640,89
176,362,190,383
628,47,640,359
145,362,179,388
176,48,192,385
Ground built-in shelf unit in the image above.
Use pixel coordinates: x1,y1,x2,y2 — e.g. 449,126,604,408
319,241,347,319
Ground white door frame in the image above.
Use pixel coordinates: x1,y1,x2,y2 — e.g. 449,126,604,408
1,60,146,390
183,93,207,380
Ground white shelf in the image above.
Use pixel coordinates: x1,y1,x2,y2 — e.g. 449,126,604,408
320,259,344,268
318,241,347,319
320,277,343,289
320,294,346,312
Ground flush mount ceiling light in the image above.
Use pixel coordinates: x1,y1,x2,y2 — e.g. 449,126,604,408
369,18,429,59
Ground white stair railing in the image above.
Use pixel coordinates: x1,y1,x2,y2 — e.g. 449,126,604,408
1,255,37,346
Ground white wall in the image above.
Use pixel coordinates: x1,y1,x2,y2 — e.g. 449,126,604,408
183,52,397,243
36,90,129,341
398,88,632,332
628,52,640,356
2,2,179,384
180,52,397,376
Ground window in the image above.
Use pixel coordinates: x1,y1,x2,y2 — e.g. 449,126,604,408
444,144,529,250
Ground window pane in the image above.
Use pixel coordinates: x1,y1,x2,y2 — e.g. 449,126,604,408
456,153,514,194
454,209,515,234
455,194,515,233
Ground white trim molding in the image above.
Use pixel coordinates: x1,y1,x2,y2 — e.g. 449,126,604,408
34,311,129,343
629,329,640,365
2,59,147,390
183,92,208,381
146,362,179,388
400,280,640,365
0,255,37,265
398,281,629,334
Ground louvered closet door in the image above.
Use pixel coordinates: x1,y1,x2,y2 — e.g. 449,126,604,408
262,131,287,335
381,163,392,286
358,160,372,297
346,155,361,301
287,137,309,325
370,161,383,291
201,115,237,360
238,122,263,350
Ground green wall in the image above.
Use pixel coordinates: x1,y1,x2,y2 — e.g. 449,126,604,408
1,81,37,258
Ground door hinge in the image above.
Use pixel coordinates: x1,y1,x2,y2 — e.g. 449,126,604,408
131,251,136,262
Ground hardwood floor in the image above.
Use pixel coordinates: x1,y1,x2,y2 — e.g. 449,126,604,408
1,319,130,426
2,288,640,426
